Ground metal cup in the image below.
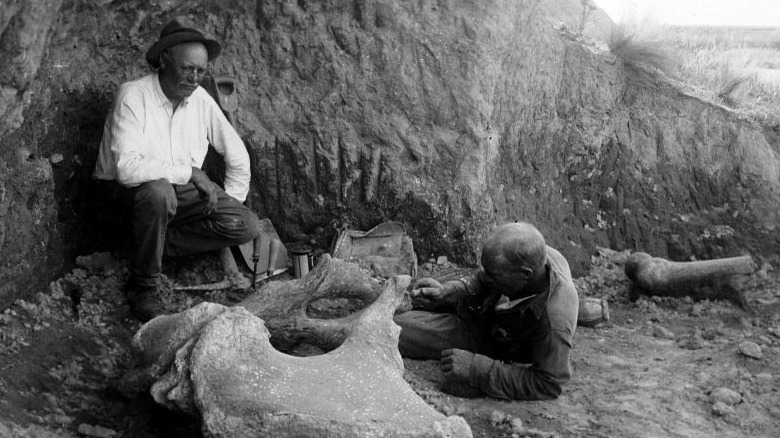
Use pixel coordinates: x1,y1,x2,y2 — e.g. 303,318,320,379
291,246,313,279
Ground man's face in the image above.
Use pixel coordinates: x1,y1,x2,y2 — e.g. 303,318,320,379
159,42,209,102
481,253,530,298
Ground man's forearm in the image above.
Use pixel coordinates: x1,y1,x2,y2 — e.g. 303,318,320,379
449,272,485,313
443,272,482,297
469,353,563,401
114,154,191,187
222,171,249,202
441,279,467,296
207,103,250,202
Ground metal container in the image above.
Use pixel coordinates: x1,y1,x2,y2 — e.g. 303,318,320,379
291,246,313,279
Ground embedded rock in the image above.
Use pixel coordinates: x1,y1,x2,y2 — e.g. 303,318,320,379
710,387,741,406
653,326,675,340
712,402,735,417
0,0,62,137
738,341,762,359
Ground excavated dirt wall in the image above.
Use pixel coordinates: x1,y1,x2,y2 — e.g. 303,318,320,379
0,0,64,309
1,0,779,307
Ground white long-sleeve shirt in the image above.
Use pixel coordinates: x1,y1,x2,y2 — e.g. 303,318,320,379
93,73,250,202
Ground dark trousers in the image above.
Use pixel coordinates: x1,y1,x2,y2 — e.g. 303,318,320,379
122,179,258,288
394,310,494,359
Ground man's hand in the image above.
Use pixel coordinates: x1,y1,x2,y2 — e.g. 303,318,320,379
410,278,458,310
440,349,473,383
190,167,220,215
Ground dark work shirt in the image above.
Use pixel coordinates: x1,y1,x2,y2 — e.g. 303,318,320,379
453,246,579,400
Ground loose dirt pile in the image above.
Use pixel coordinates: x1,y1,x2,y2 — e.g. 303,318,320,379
0,249,778,437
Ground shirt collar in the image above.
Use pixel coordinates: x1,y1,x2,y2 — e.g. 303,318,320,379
493,288,549,318
495,293,537,311
527,288,550,319
490,258,553,319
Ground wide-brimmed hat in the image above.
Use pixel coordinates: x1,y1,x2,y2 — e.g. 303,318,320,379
145,19,221,67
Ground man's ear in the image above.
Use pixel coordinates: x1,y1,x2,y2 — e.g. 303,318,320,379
159,50,172,70
519,266,534,280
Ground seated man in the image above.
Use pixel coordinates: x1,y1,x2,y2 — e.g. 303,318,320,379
395,222,579,400
93,19,258,321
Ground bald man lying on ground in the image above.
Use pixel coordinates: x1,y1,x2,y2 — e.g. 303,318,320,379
395,222,579,400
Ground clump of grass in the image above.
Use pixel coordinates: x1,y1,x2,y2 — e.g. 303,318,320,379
607,20,676,74
663,26,780,125
715,65,747,107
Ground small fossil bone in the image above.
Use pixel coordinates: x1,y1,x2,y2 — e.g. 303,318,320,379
624,252,756,306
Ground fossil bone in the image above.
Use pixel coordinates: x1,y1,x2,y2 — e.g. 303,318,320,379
131,256,471,437
624,252,756,306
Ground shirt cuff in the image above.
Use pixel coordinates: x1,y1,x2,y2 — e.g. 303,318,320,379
224,184,247,203
468,353,494,390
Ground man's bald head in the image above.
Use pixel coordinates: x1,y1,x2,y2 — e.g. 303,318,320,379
481,222,546,273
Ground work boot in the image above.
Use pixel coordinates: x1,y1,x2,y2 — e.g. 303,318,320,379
126,283,166,322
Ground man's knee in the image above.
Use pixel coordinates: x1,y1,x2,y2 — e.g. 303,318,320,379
133,179,176,217
212,205,259,245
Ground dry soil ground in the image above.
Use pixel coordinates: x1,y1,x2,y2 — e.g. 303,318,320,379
0,248,778,438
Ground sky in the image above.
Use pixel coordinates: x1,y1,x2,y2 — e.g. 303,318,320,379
593,0,780,27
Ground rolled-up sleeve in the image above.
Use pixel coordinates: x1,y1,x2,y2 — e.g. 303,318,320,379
205,102,250,202
454,270,488,312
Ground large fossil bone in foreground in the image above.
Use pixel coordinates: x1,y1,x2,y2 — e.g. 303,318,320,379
624,252,756,307
132,256,472,438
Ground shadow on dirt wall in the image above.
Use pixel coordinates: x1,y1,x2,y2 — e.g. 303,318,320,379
34,87,474,275
30,86,126,270
25,78,780,284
